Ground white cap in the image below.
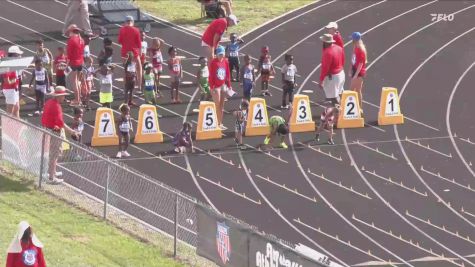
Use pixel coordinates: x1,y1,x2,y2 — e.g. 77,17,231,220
228,14,239,25
125,15,134,22
325,21,338,29
7,46,23,55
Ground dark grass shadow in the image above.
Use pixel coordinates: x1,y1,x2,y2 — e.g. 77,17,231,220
0,170,34,193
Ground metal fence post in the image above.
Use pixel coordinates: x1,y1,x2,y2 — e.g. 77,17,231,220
38,133,46,189
103,163,110,220
174,194,178,258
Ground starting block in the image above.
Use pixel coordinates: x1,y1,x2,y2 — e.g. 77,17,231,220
337,91,364,128
196,101,222,140
289,94,315,133
91,107,119,146
246,97,270,136
378,87,404,125
134,104,164,143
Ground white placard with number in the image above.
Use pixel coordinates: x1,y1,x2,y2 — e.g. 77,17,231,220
384,92,400,116
343,95,360,119
251,103,267,127
98,112,115,137
296,99,311,123
202,106,218,131
141,109,158,134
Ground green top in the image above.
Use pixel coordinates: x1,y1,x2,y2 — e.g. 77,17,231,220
199,66,210,93
269,116,285,129
144,73,155,91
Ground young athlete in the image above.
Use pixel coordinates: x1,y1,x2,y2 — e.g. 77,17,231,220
81,56,94,109
148,38,164,96
168,46,182,103
96,64,114,108
53,47,68,87
143,63,157,104
124,51,137,106
263,107,292,149
258,47,274,96
239,54,255,101
226,33,244,82
71,107,84,143
116,104,133,158
83,34,91,60
281,54,298,109
173,122,194,154
140,31,148,66
233,99,248,149
34,39,54,92
98,38,113,66
29,59,49,115
197,57,211,101
315,104,339,145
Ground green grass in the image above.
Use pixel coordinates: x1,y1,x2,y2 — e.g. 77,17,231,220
136,0,315,35
0,165,185,267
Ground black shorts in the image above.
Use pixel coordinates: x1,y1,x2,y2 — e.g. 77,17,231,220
70,65,83,72
56,75,66,87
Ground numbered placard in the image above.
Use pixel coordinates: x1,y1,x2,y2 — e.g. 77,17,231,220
134,104,164,143
91,107,119,146
289,94,315,133
378,87,404,125
196,101,222,140
337,91,364,128
246,97,270,136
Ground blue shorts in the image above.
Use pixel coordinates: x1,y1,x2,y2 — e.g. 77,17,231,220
243,81,253,99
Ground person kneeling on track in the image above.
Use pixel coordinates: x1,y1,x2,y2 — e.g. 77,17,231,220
315,103,339,145
173,122,194,154
263,107,292,149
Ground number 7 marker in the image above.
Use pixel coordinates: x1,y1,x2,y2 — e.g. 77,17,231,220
91,107,119,146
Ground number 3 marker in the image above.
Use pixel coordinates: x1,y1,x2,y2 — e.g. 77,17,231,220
289,94,315,132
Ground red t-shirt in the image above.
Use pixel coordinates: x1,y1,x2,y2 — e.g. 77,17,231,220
201,18,228,47
6,243,46,267
333,32,344,48
54,54,68,77
118,25,142,58
320,44,344,83
2,71,18,90
67,35,85,67
41,98,64,129
209,58,231,89
352,46,366,77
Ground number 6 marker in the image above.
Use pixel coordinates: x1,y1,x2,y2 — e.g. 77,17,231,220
196,101,222,140
91,107,119,146
378,87,404,125
246,97,270,136
289,94,315,133
337,91,364,128
134,104,164,143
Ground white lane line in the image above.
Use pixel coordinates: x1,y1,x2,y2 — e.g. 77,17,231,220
299,142,343,161
244,144,288,163
355,140,398,160
446,60,475,180
420,166,475,193
365,123,386,133
364,169,428,197
306,169,372,200
405,138,452,158
255,174,317,203
394,25,475,232
461,207,475,220
237,149,350,267
240,0,335,48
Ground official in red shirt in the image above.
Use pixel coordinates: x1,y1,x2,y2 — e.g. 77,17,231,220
118,16,143,92
325,21,345,66
66,24,85,106
209,45,231,128
42,86,78,184
349,32,367,111
6,221,46,267
319,34,345,105
201,14,239,62
2,70,20,117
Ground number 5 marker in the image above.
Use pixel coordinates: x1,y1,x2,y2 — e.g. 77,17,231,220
289,94,315,133
246,97,270,136
134,104,164,143
91,107,119,146
337,91,364,128
378,87,404,125
196,101,222,140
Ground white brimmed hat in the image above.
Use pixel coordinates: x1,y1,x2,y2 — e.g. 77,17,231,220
7,46,23,55
320,33,335,43
66,24,82,33
125,15,134,22
228,14,239,25
51,86,70,96
325,22,338,29
7,221,43,253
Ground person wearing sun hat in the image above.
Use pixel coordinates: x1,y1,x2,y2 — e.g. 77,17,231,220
6,221,46,267
349,32,367,113
325,21,344,48
209,45,232,129
41,86,79,184
201,14,239,62
1,45,24,117
318,33,345,105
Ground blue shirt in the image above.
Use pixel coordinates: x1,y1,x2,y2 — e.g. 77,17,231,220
227,42,240,58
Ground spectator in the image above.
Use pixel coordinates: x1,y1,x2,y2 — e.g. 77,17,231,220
209,45,231,129
201,14,239,62
318,34,345,105
118,16,143,93
63,0,95,37
41,86,78,184
6,221,46,267
1,46,23,118
66,24,85,107
349,32,367,114
200,0,233,17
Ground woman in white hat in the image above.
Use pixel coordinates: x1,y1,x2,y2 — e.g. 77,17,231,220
6,221,46,267
1,46,24,117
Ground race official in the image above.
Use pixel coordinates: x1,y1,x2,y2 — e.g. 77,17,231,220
318,34,345,105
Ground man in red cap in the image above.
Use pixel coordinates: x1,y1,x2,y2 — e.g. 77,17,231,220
66,24,85,106
201,14,239,62
318,34,345,105
118,15,143,93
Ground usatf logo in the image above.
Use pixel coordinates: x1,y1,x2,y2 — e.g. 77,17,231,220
216,221,231,264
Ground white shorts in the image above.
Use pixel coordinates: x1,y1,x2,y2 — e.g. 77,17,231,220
3,89,19,105
323,70,345,99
